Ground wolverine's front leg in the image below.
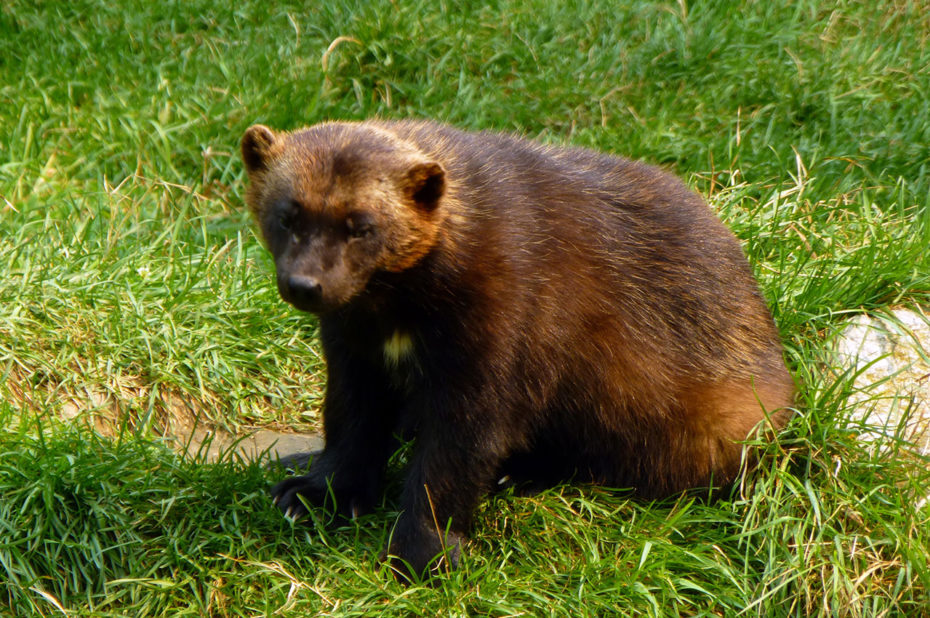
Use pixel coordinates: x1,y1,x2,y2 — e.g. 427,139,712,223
272,338,402,521
384,390,517,579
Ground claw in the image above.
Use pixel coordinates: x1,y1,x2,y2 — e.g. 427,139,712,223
272,493,280,506
351,504,359,520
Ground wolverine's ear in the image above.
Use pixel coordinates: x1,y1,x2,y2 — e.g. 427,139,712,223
241,124,277,174
403,161,446,211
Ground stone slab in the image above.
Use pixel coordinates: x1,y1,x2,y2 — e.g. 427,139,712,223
834,307,930,458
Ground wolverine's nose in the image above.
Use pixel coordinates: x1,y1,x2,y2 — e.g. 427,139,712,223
286,275,323,307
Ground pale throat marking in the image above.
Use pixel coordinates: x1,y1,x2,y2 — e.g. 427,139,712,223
383,329,415,368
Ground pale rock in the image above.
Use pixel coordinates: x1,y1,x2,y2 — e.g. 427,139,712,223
834,308,930,459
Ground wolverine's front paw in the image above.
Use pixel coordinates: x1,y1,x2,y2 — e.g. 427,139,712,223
383,524,463,582
271,473,374,522
271,474,328,520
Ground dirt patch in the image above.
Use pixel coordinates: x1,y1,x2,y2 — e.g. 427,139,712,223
3,367,323,463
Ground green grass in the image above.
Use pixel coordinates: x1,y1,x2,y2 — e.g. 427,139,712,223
2,0,929,615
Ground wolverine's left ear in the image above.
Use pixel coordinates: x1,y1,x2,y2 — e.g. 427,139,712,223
403,161,446,211
241,124,278,174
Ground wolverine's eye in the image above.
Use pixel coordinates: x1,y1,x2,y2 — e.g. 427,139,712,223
346,213,375,239
276,200,300,231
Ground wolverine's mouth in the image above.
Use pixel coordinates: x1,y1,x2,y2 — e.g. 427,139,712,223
283,295,327,314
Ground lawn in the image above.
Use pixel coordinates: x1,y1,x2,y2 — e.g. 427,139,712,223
1,0,929,615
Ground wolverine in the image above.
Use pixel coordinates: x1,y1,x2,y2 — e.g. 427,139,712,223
240,119,794,579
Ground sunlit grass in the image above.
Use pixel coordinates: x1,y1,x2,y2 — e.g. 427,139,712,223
1,0,929,615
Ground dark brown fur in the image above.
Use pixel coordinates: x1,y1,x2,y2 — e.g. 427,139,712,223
241,119,794,578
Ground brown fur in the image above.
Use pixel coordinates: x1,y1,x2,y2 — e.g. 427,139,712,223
241,119,794,578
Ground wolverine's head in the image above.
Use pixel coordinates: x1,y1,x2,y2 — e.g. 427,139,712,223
241,122,446,314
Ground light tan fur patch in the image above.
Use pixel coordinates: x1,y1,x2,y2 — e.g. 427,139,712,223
383,330,415,369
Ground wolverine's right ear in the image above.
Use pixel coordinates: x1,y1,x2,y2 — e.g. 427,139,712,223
241,125,277,174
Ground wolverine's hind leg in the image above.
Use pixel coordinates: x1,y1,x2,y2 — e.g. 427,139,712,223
661,377,794,495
